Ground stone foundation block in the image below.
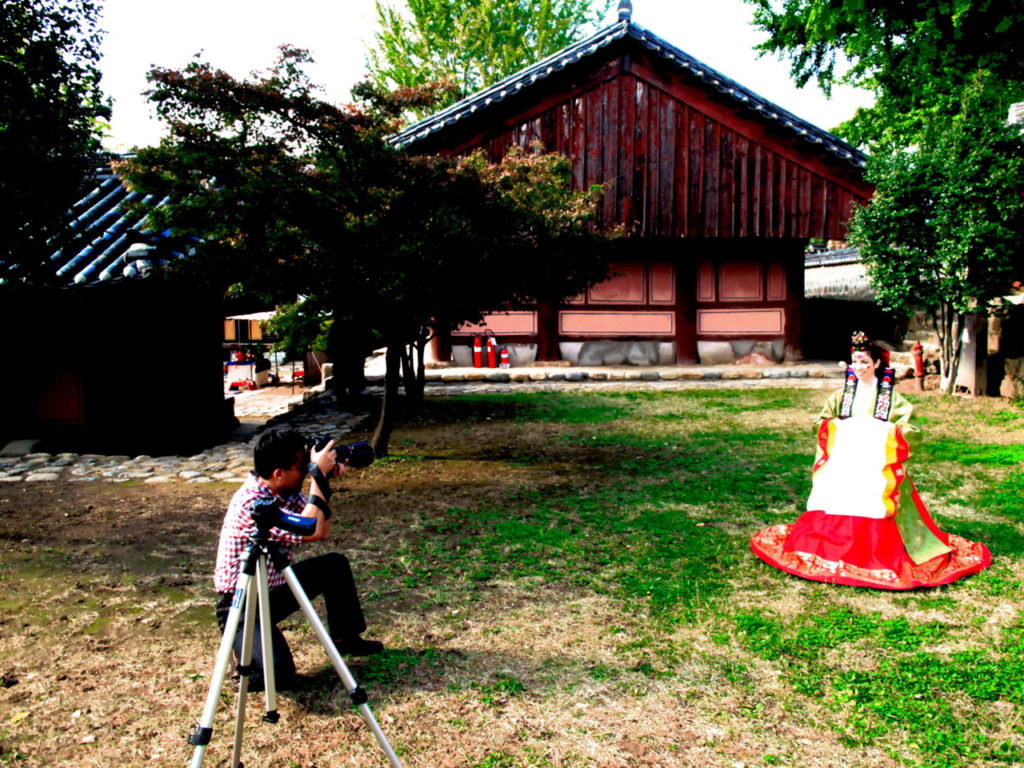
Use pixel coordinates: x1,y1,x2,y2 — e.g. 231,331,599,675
1001,357,1024,398
578,340,661,366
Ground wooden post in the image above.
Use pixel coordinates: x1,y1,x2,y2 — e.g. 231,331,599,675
784,241,805,362
536,301,560,361
675,258,698,364
430,329,452,364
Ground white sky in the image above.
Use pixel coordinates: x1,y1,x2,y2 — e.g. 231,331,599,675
99,0,874,153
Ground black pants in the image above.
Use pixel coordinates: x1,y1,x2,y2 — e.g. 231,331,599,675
216,552,367,689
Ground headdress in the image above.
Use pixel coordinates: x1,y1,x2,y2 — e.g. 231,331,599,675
840,330,895,421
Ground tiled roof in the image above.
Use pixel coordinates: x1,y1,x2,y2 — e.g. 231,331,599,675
47,165,193,287
804,247,862,268
392,18,866,169
804,247,874,300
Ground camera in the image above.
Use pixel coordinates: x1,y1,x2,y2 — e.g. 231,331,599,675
308,435,375,469
250,497,318,536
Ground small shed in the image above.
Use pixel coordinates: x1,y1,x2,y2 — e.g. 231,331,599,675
394,7,872,365
0,166,229,455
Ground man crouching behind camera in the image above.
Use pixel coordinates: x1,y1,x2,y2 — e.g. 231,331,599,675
213,428,383,691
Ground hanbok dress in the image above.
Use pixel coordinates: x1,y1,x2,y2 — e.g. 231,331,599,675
750,369,992,589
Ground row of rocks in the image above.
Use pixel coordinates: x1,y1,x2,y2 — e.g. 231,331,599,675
0,448,256,485
0,405,365,486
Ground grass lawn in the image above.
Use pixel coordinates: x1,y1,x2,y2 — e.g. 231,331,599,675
1,387,1022,767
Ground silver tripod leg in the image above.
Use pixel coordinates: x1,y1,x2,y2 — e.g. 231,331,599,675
281,565,405,768
188,575,253,768
255,555,279,718
229,554,279,767
229,566,259,768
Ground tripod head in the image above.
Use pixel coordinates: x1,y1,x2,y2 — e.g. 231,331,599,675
250,498,317,537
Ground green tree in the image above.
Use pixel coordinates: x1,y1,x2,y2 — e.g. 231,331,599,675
743,0,1024,144
746,0,1024,390
367,0,609,118
0,0,109,286
119,49,606,455
848,80,1024,394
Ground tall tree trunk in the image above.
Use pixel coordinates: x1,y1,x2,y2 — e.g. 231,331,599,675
948,313,964,393
326,320,370,404
371,343,402,457
400,343,417,400
415,335,428,399
935,303,965,394
401,335,429,404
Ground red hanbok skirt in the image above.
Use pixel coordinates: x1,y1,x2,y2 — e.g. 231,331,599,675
751,483,992,590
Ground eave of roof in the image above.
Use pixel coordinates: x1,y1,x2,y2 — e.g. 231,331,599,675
48,164,193,287
805,247,862,268
392,18,866,170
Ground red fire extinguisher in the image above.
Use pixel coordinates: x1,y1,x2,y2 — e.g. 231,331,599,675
499,346,511,368
472,336,483,368
486,333,498,368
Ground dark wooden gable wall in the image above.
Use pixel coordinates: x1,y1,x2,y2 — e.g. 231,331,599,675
423,50,871,241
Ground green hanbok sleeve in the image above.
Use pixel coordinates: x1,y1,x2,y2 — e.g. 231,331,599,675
813,388,844,433
887,391,952,563
888,390,920,452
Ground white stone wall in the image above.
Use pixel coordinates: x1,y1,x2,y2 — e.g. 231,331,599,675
804,262,875,300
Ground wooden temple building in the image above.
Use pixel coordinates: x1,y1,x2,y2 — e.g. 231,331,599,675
393,4,872,366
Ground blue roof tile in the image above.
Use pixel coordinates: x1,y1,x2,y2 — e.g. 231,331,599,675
42,165,193,287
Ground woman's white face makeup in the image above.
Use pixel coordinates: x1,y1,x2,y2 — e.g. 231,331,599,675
850,350,880,383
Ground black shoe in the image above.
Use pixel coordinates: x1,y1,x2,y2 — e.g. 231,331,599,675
334,636,384,656
241,673,296,693
244,676,265,693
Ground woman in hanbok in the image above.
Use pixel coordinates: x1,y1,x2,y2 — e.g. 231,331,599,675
750,331,991,589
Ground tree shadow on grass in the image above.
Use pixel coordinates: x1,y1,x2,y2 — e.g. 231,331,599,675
274,645,456,714
973,473,1024,524
953,520,1024,557
412,392,632,425
275,641,690,719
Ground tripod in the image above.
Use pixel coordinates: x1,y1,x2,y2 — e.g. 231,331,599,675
187,510,404,768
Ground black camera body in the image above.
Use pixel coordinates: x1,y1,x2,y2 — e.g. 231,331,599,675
250,497,318,536
308,435,375,469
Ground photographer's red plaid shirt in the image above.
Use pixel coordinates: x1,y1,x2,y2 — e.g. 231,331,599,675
214,472,306,592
